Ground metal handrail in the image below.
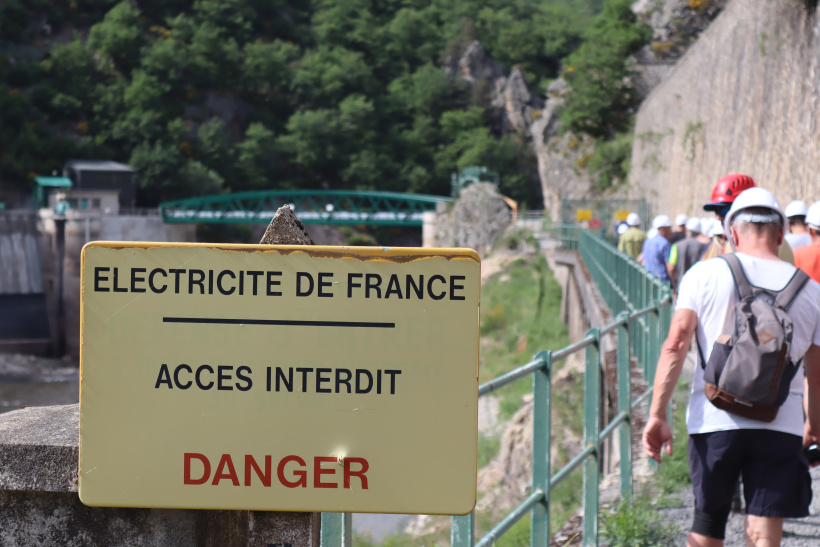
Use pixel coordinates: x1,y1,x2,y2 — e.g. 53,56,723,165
320,228,674,547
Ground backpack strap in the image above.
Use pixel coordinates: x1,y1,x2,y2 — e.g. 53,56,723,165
719,254,755,301
774,268,810,311
696,329,707,369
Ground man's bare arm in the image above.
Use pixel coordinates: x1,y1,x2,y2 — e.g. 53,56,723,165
649,309,698,420
642,309,697,463
803,344,820,446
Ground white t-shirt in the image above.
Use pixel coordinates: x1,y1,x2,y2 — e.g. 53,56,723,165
786,232,812,250
676,253,820,436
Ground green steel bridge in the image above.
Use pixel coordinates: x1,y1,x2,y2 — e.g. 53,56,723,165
158,190,452,226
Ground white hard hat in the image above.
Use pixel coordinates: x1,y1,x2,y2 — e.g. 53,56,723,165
784,200,808,218
685,217,701,233
806,201,820,228
652,214,672,229
710,222,724,237
617,223,629,235
675,214,688,226
647,228,658,239
626,213,641,226
724,187,786,235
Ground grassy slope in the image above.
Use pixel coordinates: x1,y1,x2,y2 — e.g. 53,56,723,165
356,254,582,546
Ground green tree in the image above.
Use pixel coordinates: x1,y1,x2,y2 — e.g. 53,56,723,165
235,122,280,190
196,118,235,181
561,0,651,138
129,119,224,204
586,131,633,189
290,46,374,108
88,1,147,75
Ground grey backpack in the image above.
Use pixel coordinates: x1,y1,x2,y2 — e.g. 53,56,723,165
698,254,810,422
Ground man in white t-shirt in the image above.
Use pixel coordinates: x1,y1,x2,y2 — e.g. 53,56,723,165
642,188,820,547
784,200,812,250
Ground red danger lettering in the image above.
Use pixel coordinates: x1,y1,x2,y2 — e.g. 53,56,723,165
183,453,370,490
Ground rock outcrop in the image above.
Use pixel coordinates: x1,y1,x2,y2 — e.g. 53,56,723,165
431,182,511,253
445,41,591,218
445,41,506,85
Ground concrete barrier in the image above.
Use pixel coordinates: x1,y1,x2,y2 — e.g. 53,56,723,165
0,405,320,546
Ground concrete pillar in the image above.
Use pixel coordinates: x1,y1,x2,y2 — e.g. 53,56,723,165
0,405,320,547
422,211,437,248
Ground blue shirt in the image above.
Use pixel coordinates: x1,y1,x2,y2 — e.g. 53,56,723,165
643,234,671,282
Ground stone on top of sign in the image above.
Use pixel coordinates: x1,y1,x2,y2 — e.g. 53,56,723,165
260,205,314,245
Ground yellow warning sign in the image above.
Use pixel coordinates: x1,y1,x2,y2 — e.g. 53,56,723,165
576,209,593,221
79,242,479,515
615,210,630,222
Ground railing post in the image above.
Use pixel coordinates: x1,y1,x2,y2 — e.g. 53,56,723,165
659,286,673,342
649,298,660,386
659,285,674,426
531,350,552,545
451,512,475,547
643,277,652,377
616,313,633,504
321,512,351,547
583,328,601,547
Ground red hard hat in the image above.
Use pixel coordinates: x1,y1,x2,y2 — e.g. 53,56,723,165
703,174,756,212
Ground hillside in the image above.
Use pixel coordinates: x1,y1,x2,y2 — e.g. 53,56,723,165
0,0,616,207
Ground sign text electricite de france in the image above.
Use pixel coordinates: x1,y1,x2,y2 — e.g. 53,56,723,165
92,267,467,301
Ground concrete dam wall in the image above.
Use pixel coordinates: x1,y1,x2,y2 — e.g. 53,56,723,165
628,0,820,216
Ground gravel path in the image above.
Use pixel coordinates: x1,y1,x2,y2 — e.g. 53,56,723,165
659,466,820,545
651,352,820,545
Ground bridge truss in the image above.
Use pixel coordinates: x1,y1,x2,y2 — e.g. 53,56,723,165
158,190,451,227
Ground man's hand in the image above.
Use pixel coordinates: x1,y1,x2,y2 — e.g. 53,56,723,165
642,416,673,464
805,344,820,468
804,421,820,468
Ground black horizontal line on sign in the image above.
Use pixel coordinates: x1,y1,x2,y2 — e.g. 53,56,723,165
162,317,396,328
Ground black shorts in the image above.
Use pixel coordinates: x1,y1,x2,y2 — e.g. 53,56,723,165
688,429,812,518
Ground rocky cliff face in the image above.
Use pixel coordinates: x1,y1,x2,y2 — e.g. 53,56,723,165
628,0,820,216
446,0,726,219
446,41,594,218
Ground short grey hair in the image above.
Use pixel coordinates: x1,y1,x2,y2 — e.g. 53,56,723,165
732,206,783,238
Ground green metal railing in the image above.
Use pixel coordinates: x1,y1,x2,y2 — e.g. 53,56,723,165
158,190,451,226
539,222,579,250
579,230,673,382
320,229,672,547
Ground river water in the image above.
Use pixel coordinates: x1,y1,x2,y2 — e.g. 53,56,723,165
0,378,79,413
0,354,80,413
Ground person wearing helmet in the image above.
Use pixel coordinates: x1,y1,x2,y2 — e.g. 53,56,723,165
793,202,820,283
784,200,812,250
708,219,726,250
667,217,705,288
696,218,712,245
700,174,794,264
670,213,688,244
617,212,646,260
643,187,820,547
642,215,674,285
